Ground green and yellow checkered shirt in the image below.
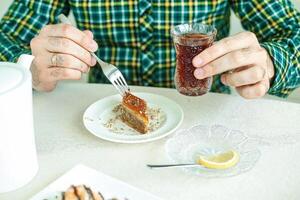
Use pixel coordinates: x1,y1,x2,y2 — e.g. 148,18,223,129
0,0,299,97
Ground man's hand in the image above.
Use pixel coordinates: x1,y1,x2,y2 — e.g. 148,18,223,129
30,24,98,91
192,31,275,99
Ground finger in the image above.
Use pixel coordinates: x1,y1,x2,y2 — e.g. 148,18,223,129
82,30,97,66
83,30,94,39
47,67,82,81
30,36,49,55
193,32,259,68
48,53,89,73
221,65,266,87
45,37,96,66
236,79,269,99
194,47,265,79
40,24,98,52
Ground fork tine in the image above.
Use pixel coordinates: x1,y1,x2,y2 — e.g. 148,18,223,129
116,78,126,95
116,78,127,95
112,80,124,95
90,53,129,96
119,75,130,92
116,78,127,94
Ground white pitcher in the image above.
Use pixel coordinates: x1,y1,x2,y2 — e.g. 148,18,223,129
0,54,38,193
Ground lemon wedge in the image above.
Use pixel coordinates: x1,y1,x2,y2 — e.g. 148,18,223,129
197,150,239,169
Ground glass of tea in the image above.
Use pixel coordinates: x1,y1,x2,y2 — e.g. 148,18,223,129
171,23,217,96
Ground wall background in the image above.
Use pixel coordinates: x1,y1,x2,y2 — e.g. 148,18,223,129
0,0,299,102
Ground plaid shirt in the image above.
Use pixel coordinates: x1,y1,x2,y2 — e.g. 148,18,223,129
0,0,299,97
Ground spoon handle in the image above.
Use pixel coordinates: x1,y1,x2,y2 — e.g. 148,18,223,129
147,164,199,169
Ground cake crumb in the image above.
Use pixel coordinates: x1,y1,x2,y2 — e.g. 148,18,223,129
102,104,166,135
84,117,94,122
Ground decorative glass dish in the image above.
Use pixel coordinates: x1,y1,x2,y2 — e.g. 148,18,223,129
165,124,261,178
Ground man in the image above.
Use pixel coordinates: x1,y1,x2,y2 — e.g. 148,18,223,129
0,0,299,99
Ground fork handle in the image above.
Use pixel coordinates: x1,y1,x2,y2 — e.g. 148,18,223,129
91,52,106,67
147,164,199,169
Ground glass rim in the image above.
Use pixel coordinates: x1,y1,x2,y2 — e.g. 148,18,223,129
171,23,217,40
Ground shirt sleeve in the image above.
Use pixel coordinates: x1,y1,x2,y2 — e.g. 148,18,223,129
230,0,300,97
0,0,70,62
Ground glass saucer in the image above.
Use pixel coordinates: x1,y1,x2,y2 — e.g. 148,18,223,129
165,124,261,178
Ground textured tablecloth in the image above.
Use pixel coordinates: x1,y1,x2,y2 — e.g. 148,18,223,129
1,82,300,200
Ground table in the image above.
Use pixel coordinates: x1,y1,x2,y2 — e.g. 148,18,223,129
1,83,300,200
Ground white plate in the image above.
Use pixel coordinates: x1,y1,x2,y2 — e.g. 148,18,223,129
83,93,184,143
30,164,162,200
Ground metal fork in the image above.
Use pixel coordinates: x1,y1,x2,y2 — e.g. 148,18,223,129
58,14,130,96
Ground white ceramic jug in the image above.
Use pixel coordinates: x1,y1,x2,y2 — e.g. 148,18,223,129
0,54,38,193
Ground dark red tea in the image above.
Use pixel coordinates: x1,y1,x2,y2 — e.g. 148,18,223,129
174,33,213,96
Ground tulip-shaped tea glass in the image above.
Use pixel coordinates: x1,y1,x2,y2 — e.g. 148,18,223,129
171,23,216,96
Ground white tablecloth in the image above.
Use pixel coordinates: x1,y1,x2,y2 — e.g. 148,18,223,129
1,83,300,200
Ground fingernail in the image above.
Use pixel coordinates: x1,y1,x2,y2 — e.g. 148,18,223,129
90,32,94,39
89,41,98,51
194,68,205,79
91,56,97,66
193,58,203,67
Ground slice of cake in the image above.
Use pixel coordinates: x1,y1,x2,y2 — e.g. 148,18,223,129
119,92,149,134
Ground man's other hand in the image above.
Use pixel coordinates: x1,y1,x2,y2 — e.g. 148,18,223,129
193,31,275,99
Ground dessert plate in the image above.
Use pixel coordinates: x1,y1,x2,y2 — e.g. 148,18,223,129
30,164,162,200
83,93,184,143
165,124,261,178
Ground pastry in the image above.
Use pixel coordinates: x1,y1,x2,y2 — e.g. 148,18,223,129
59,185,104,200
119,92,149,134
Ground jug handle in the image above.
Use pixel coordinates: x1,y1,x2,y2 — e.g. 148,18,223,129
17,54,35,70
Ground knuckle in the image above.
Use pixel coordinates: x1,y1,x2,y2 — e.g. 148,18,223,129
258,67,266,80
222,38,232,47
257,48,267,60
232,51,244,65
80,35,89,46
61,38,71,47
48,37,61,47
30,37,37,47
243,31,256,40
257,66,265,80
250,68,262,81
40,25,51,33
61,24,73,35
30,37,41,49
